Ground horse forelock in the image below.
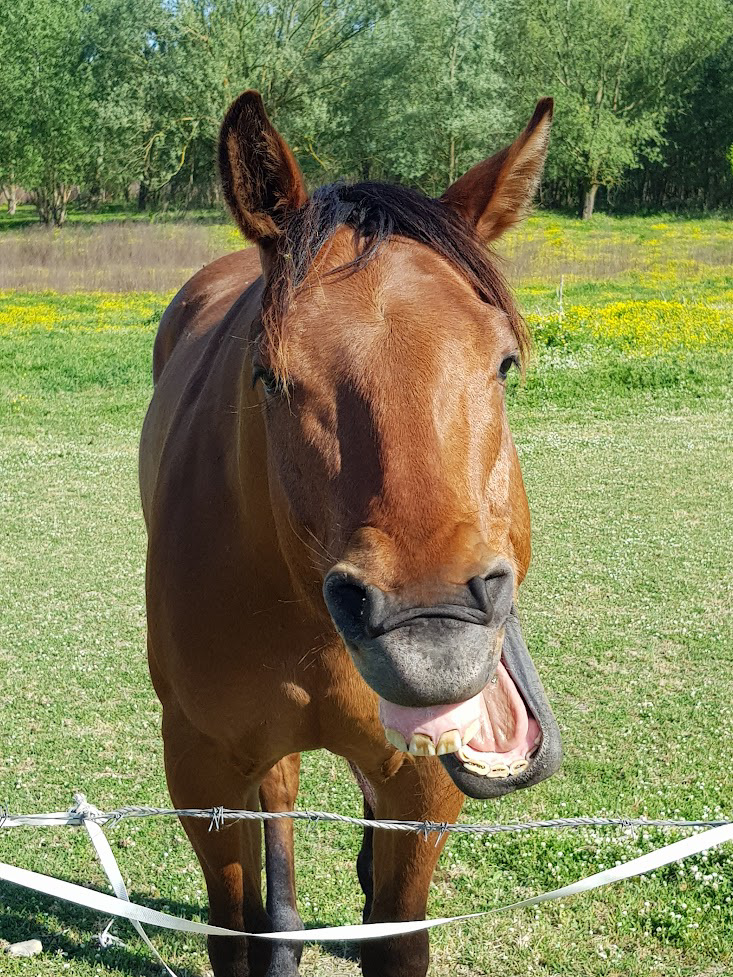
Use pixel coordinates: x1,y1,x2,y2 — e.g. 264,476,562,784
259,181,528,380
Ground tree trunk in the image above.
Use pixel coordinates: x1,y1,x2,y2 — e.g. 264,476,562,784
35,188,52,225
5,185,17,215
138,181,149,211
50,185,71,226
3,166,18,214
581,183,599,219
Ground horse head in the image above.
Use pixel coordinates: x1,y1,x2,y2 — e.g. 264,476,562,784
218,91,562,800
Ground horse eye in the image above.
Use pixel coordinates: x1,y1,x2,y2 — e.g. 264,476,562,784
252,365,278,395
498,354,519,380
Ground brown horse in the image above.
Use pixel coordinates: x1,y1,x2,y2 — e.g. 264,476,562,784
139,91,562,977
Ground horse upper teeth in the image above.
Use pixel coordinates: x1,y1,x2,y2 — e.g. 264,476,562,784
436,729,462,755
384,728,408,752
409,733,436,756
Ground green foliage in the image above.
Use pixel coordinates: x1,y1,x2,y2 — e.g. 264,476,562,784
121,0,380,207
620,41,733,210
0,1,732,220
0,1,99,224
496,0,733,216
308,0,507,193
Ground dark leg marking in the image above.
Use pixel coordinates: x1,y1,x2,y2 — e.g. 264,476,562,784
349,761,376,923
259,755,304,977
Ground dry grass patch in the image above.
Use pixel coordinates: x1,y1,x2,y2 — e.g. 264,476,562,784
0,221,240,292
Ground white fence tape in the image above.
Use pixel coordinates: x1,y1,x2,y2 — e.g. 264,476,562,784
77,801,178,977
1,795,733,973
3,823,733,941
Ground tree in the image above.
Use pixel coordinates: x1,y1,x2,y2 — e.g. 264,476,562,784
0,7,28,214
2,0,732,218
312,0,507,194
498,0,733,217
123,0,379,208
82,0,171,206
0,1,99,225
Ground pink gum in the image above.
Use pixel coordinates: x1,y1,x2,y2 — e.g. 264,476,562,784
378,693,482,744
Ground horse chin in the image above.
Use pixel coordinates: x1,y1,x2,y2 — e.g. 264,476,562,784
376,609,562,801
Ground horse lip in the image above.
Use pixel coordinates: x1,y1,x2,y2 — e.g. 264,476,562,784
346,616,498,709
368,604,489,638
438,607,562,800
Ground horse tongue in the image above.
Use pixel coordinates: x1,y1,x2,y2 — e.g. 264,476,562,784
470,661,529,753
378,693,483,746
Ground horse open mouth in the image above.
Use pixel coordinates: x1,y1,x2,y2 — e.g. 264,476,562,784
378,607,562,800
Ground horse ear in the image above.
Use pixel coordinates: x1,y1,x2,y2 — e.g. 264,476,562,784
441,98,553,243
218,90,307,249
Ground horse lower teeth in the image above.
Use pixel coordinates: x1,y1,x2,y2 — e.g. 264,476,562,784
457,744,535,778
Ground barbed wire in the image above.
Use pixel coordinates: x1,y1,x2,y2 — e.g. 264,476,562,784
2,802,731,839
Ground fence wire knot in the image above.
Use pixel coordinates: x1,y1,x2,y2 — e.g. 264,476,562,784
208,807,226,832
71,792,102,824
98,921,126,949
418,820,434,842
107,808,125,828
433,822,449,847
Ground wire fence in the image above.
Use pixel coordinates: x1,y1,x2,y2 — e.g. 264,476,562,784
3,798,732,841
2,793,733,973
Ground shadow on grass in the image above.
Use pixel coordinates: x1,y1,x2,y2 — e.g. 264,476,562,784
0,881,209,976
0,213,40,233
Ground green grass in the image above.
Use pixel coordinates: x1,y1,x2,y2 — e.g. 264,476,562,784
1,216,733,976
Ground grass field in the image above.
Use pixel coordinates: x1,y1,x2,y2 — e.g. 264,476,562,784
1,210,733,977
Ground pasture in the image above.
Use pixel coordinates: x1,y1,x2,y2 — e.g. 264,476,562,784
1,212,732,976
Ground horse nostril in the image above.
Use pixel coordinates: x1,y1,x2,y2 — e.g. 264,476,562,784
323,569,371,641
468,559,515,626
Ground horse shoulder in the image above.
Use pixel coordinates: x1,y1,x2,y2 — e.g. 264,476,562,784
140,247,261,525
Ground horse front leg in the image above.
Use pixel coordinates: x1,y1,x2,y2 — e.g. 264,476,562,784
259,753,304,977
162,706,272,977
360,754,464,977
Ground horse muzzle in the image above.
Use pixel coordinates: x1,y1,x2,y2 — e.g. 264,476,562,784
323,562,562,800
